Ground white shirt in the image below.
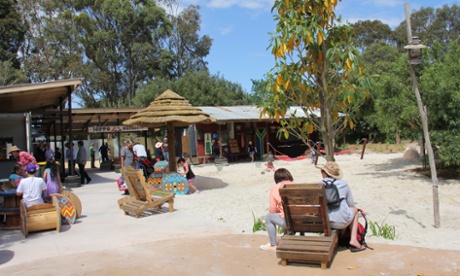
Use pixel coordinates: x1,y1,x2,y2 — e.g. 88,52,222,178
133,144,147,158
17,176,47,208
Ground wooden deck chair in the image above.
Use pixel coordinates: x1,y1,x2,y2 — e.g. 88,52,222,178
118,168,174,218
20,195,61,238
276,183,338,269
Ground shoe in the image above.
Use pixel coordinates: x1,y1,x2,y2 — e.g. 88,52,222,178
259,243,276,252
350,245,367,253
87,178,92,184
193,190,200,195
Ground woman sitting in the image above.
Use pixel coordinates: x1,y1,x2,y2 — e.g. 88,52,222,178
42,159,63,201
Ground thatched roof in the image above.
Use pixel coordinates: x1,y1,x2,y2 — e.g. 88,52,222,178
123,89,214,128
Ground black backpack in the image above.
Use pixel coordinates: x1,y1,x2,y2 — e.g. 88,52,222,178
323,179,343,210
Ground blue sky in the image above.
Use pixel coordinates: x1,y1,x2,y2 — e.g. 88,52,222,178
177,0,459,93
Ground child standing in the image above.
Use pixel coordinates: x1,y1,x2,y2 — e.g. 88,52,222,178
42,159,63,201
177,157,200,195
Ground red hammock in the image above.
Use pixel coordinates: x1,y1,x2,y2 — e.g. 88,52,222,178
274,155,308,161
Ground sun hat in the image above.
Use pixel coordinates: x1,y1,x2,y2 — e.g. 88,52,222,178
318,161,343,179
9,145,20,153
26,163,38,174
155,142,163,148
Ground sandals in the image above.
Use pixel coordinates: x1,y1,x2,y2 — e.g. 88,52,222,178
349,245,367,253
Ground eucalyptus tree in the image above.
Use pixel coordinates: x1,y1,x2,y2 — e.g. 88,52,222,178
18,0,83,82
0,0,26,69
72,0,172,107
260,0,373,161
162,5,212,79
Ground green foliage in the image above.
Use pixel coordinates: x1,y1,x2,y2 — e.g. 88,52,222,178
0,60,28,86
368,218,396,240
0,0,26,68
261,0,373,161
132,71,252,107
420,41,460,166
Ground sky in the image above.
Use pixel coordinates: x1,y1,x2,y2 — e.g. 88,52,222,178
176,0,459,93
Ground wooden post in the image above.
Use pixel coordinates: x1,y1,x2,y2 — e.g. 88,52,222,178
405,3,440,228
360,138,367,160
167,122,177,172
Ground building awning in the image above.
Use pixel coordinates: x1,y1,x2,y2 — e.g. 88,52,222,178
0,79,82,113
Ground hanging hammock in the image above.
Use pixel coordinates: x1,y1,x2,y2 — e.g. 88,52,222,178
268,143,308,161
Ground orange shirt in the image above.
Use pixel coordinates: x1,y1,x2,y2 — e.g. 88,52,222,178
268,180,292,218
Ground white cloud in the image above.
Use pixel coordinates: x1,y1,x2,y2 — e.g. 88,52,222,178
217,26,233,35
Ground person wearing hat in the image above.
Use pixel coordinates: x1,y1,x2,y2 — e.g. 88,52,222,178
16,163,47,208
155,141,163,161
120,139,135,168
161,138,169,161
9,145,37,168
318,161,366,252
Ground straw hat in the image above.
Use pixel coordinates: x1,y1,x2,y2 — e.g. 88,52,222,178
318,161,343,179
9,145,20,153
155,142,163,148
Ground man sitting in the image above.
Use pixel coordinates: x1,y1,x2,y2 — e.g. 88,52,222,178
16,163,47,208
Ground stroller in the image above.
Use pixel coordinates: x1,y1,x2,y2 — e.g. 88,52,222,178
139,158,156,180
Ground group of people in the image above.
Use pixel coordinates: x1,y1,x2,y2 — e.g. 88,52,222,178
260,161,367,253
5,146,64,208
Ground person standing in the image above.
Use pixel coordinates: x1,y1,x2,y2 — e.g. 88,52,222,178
16,163,47,208
42,159,63,201
260,168,294,252
34,142,47,163
99,142,109,162
65,142,78,176
120,139,135,168
45,142,54,160
77,141,91,185
161,138,169,161
89,143,96,168
133,142,147,169
248,140,257,162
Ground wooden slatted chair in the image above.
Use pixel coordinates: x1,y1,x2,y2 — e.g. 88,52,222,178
276,183,338,269
118,168,174,218
20,195,61,238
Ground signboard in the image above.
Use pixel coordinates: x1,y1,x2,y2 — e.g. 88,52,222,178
88,125,148,133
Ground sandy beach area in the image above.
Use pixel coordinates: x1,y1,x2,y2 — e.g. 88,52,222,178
1,149,460,275
185,150,460,250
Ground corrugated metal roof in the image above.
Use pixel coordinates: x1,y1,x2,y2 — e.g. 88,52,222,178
198,106,320,122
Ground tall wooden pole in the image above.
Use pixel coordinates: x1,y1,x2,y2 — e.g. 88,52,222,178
405,3,440,228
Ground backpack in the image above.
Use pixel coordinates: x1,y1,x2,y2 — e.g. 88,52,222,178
338,208,372,250
323,179,343,210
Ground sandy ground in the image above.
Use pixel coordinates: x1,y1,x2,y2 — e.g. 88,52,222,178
1,150,460,275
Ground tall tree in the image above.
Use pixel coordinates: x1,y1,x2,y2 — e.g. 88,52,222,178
351,20,394,52
393,4,460,50
260,0,372,161
18,0,83,82
162,5,212,79
72,0,172,107
0,0,26,69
